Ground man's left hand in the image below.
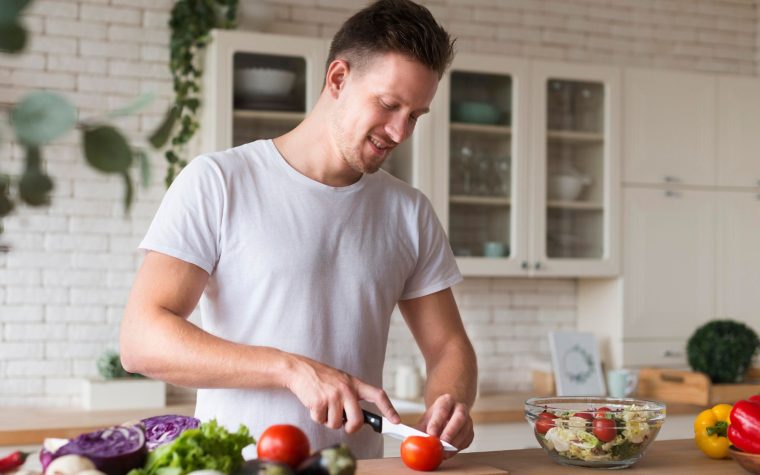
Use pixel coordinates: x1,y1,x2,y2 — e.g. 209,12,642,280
415,393,474,457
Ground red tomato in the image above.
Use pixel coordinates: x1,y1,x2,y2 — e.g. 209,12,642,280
573,411,594,422
535,411,558,435
593,417,617,442
595,406,613,418
400,435,444,471
257,424,310,469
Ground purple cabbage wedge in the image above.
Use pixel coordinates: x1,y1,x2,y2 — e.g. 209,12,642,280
53,425,147,475
141,414,200,450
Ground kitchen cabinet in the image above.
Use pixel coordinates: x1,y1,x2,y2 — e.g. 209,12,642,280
578,187,715,369
201,30,327,152
202,31,620,278
623,68,716,186
717,76,760,187
716,191,760,327
424,56,620,277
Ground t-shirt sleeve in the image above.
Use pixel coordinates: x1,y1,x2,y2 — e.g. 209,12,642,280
139,155,225,275
399,194,463,300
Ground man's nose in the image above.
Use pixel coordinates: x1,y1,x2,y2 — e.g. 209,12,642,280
385,114,410,144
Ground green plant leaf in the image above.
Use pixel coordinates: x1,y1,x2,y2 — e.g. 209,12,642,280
0,175,14,217
121,170,133,213
0,22,26,53
134,149,151,187
83,125,133,173
10,92,76,146
19,147,54,207
108,92,155,118
0,0,32,25
149,106,180,149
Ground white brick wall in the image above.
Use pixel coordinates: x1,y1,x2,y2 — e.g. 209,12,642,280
0,0,758,407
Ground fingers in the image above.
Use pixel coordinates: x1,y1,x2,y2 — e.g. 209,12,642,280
356,380,400,424
425,394,455,437
420,395,475,458
343,397,364,434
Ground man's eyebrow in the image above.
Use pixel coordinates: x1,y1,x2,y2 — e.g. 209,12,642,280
382,93,429,114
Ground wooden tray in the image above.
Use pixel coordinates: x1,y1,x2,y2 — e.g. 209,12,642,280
637,367,760,406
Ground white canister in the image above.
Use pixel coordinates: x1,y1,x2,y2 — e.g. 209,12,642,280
394,364,422,400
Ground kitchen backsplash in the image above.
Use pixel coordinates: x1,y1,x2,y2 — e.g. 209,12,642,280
0,0,757,406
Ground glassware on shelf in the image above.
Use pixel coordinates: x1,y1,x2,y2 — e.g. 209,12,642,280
575,83,603,133
547,80,574,131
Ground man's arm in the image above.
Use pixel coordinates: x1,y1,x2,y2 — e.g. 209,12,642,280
398,287,477,452
120,251,399,432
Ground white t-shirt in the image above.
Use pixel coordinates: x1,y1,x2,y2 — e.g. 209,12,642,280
139,139,462,459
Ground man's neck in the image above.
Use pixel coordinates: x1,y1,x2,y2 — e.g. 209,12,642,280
272,101,362,188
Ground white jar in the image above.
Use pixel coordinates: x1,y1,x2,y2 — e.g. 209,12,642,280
394,364,422,400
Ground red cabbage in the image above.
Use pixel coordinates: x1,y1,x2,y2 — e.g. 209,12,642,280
54,425,146,475
140,414,200,450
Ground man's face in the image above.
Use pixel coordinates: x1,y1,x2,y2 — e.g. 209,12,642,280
328,53,439,175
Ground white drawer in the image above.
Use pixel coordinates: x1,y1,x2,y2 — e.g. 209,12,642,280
622,339,689,367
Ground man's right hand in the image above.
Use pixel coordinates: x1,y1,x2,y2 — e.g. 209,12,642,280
284,353,400,434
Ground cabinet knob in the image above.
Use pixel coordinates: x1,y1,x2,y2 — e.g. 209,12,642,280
534,261,543,270
663,350,684,358
663,176,679,183
521,261,529,270
664,190,680,198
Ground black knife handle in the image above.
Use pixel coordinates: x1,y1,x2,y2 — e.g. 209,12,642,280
341,409,383,433
362,409,382,433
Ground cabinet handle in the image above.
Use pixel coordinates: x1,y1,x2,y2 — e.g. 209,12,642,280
663,176,679,183
663,350,684,358
534,261,543,270
756,179,760,187
664,190,680,198
521,261,529,270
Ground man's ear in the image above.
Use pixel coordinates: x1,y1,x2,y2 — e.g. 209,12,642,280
325,59,349,99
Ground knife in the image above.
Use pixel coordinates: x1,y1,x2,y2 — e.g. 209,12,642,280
357,409,458,452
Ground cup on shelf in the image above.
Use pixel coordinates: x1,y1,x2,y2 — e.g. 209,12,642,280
483,241,508,258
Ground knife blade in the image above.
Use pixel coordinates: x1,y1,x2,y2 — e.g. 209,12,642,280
359,409,458,452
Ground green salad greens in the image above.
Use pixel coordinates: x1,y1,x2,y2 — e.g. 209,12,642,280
127,420,254,475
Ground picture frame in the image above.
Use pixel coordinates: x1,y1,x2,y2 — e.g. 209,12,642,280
548,331,607,396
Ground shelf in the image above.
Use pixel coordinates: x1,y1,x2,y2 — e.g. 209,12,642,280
450,195,511,206
451,122,512,136
547,200,603,210
547,129,604,143
234,109,305,122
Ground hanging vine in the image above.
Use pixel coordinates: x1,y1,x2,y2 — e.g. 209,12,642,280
161,0,239,186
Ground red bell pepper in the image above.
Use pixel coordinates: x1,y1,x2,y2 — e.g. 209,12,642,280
0,450,28,473
728,395,760,454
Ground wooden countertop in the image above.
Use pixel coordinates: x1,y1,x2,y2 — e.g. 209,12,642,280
358,439,749,474
0,392,706,445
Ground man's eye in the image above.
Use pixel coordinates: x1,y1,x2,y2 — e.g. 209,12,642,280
380,101,395,110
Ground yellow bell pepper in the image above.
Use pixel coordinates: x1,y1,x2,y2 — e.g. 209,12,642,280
694,403,733,459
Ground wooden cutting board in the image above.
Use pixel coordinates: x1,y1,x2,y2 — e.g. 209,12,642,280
357,457,508,474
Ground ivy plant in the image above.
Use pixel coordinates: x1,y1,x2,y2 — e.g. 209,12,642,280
0,0,165,244
162,0,238,186
0,0,239,245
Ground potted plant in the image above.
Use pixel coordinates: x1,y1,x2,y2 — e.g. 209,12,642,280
81,350,166,410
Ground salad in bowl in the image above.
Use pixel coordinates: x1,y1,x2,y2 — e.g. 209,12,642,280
524,397,666,469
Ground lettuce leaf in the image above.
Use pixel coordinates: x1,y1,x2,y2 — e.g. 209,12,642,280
127,420,254,475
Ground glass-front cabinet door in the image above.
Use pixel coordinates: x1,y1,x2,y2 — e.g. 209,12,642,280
529,62,620,276
428,55,530,276
202,30,327,152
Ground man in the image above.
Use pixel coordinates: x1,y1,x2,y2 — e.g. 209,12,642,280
120,0,477,459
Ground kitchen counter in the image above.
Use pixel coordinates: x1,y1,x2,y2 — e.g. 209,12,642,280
359,439,749,474
0,393,706,445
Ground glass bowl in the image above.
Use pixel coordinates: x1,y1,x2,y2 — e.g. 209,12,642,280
524,396,666,469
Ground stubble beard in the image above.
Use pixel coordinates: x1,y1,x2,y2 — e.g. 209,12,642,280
330,111,384,175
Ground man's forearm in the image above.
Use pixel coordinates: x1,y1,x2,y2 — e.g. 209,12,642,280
422,337,478,408
120,307,293,389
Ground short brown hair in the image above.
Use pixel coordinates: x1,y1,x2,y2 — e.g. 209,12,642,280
326,0,455,79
